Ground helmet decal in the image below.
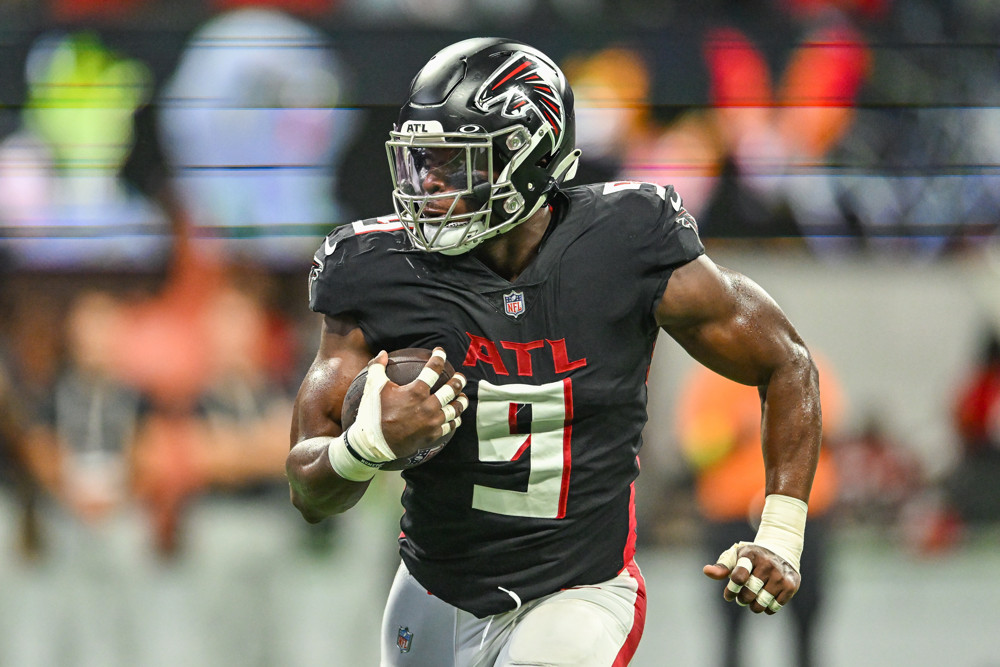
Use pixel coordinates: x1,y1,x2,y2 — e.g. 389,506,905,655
474,52,565,145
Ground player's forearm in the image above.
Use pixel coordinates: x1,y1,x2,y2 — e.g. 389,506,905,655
758,349,822,502
286,437,371,521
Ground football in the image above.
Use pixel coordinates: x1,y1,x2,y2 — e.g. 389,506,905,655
341,348,458,471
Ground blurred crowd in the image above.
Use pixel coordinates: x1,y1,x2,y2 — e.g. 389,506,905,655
0,226,346,664
0,0,998,271
0,231,306,560
0,0,999,664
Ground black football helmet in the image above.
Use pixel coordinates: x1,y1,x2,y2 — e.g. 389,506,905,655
387,37,580,255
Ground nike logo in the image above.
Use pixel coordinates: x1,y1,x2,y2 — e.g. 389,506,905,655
670,192,682,211
323,237,338,257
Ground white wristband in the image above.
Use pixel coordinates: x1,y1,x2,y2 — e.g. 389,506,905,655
326,432,380,482
754,494,807,573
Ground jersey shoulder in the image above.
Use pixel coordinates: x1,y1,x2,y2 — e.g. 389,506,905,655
561,181,704,264
311,214,409,268
308,214,412,314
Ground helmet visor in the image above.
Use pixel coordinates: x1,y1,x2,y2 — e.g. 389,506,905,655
390,144,491,209
385,128,523,253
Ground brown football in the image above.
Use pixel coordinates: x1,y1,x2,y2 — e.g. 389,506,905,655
340,348,457,471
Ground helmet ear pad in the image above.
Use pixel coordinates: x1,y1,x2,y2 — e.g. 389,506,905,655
490,131,557,226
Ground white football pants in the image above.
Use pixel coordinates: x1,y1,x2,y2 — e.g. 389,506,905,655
380,560,646,666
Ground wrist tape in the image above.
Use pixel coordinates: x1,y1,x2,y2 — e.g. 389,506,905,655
327,430,382,482
754,494,808,573
348,362,395,462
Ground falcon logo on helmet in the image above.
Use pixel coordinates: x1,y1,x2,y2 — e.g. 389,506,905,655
474,52,566,145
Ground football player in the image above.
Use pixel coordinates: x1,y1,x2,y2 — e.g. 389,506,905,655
286,37,822,666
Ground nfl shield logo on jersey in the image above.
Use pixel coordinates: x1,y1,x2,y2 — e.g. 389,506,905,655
397,626,413,653
503,290,525,318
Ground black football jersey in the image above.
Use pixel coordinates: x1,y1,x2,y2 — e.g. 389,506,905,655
309,181,704,617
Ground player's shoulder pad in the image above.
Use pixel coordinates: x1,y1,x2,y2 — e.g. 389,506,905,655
590,180,699,234
575,181,704,269
310,214,407,269
308,214,407,301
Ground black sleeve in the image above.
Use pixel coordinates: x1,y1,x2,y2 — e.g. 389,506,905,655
644,183,704,268
646,185,704,319
307,223,363,319
596,182,704,321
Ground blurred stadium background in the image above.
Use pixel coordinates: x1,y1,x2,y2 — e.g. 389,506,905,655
0,0,998,665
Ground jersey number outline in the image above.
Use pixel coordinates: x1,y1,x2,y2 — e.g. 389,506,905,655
472,379,573,519
602,180,666,200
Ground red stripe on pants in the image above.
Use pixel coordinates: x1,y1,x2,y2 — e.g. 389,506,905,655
612,560,647,666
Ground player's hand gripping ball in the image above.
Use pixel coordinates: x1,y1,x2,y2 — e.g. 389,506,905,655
341,348,458,470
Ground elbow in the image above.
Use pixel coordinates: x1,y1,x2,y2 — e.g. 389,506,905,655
801,346,820,393
285,450,332,523
785,340,819,388
285,446,362,521
287,475,340,524
290,488,328,524
760,342,820,404
789,345,823,426
789,344,821,407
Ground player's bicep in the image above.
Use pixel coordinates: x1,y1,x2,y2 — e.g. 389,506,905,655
656,256,806,387
291,314,372,445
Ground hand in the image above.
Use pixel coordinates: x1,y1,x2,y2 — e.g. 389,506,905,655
703,541,801,615
352,348,468,462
